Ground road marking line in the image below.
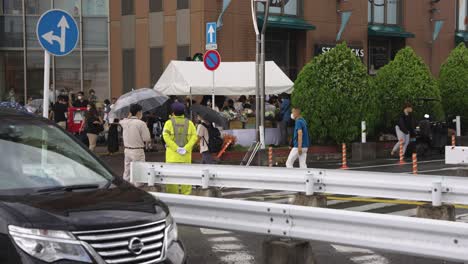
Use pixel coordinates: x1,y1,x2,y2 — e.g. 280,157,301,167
209,237,239,242
213,243,245,251
332,245,374,254
222,189,263,196
350,254,390,264
388,208,417,217
220,252,254,264
345,203,396,212
200,228,232,235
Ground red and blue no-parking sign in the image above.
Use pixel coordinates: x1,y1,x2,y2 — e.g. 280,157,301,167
203,50,221,71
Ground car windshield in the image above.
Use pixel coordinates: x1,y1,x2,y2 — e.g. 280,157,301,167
0,117,113,196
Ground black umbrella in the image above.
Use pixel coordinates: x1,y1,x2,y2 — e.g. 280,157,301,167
192,104,228,127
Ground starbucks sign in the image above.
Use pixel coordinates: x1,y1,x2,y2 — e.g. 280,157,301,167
315,44,365,58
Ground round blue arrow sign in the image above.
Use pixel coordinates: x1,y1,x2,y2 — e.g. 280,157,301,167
37,9,79,56
203,50,221,71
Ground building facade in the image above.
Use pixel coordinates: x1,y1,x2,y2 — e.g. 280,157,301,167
1,0,467,102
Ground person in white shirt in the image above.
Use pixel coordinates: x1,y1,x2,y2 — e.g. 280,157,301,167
196,116,214,164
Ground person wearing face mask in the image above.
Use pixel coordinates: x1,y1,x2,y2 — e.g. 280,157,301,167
119,104,152,183
163,103,198,194
286,107,310,169
391,102,415,157
80,103,103,152
73,91,89,108
88,89,98,104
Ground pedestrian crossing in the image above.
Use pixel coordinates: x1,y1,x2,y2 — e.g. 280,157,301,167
221,188,420,217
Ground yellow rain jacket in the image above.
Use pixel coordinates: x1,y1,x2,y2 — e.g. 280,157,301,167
163,115,198,194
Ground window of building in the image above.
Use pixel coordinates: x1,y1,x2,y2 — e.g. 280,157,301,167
25,0,50,15
0,15,23,47
83,0,108,16
83,17,107,48
122,0,134,16
0,51,24,102
177,45,190,61
150,0,163,13
84,51,108,100
55,51,81,93
265,28,298,80
26,51,47,99
1,0,22,15
368,0,400,25
177,0,189,10
458,0,467,31
257,0,302,16
368,37,404,74
122,49,135,93
150,47,163,85
54,0,81,17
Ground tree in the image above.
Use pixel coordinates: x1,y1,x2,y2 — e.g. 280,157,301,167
292,43,378,144
373,47,443,131
439,43,468,119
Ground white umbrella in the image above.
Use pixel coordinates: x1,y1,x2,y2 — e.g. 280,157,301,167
109,88,169,119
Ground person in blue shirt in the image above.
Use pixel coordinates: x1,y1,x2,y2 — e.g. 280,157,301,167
286,107,310,168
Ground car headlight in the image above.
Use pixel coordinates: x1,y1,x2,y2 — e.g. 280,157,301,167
8,225,92,263
166,214,178,248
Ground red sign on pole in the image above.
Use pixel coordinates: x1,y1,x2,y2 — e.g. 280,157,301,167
203,50,221,71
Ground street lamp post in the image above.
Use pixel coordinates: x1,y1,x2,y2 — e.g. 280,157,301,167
251,0,270,149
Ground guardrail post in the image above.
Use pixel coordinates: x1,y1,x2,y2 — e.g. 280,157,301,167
416,181,455,221
293,171,327,208
191,169,221,198
201,169,210,189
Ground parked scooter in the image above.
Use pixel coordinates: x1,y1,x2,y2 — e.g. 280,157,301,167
413,114,448,158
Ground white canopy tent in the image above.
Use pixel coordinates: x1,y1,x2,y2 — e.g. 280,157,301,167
153,60,294,96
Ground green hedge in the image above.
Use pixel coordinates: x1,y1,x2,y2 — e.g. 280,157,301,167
439,43,468,120
292,43,378,144
373,47,443,131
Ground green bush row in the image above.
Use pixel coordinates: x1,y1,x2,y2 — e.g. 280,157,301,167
292,43,468,144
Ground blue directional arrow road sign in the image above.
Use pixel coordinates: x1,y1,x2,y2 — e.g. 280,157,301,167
206,22,217,50
37,9,79,56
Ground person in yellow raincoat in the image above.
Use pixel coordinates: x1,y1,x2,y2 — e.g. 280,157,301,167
163,102,198,194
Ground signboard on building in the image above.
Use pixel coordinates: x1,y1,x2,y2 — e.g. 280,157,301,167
314,44,365,59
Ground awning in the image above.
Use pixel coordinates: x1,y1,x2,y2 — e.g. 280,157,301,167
154,61,294,96
257,15,316,31
456,31,468,44
368,25,415,38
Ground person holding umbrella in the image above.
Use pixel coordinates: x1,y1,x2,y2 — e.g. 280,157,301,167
163,103,198,195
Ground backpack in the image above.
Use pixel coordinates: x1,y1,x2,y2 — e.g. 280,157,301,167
202,123,224,153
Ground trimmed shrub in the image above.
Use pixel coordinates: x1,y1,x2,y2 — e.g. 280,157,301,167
373,47,443,131
439,43,468,120
292,43,378,144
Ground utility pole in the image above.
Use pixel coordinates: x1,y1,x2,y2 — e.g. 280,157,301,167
251,0,270,149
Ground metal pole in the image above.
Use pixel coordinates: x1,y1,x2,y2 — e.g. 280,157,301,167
22,0,27,103
212,71,215,111
43,51,50,118
361,121,367,143
259,1,270,150
251,0,260,142
456,116,461,137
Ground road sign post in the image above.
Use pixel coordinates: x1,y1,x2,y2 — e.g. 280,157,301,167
37,9,79,118
203,50,221,111
206,22,218,50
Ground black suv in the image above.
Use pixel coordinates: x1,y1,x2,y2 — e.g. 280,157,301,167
0,108,186,264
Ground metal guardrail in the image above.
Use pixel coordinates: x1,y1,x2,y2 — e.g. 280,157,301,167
131,163,468,206
152,192,468,262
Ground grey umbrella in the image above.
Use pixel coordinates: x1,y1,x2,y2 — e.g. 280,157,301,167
110,88,169,119
192,104,228,128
